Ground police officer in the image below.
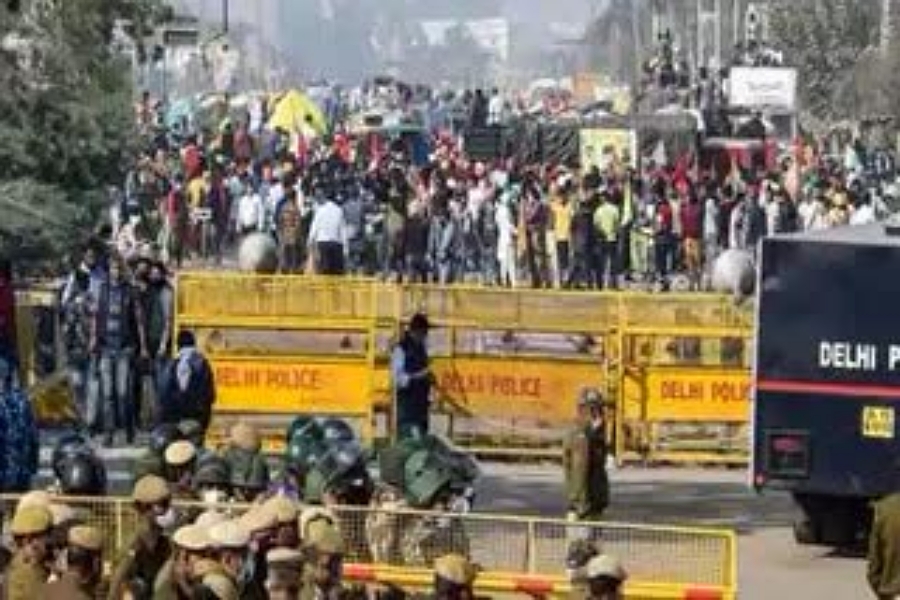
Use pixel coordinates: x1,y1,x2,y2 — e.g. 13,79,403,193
164,440,198,498
193,454,232,504
238,504,278,599
266,547,304,600
262,494,301,549
154,523,214,600
40,525,103,600
432,553,477,600
391,313,434,439
868,490,900,599
581,555,627,600
108,475,174,599
207,520,250,597
563,388,610,522
301,519,346,600
224,421,270,502
136,424,184,480
5,505,52,600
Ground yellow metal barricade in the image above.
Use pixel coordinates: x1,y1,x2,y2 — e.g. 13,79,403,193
175,273,386,441
172,273,755,462
616,294,753,464
0,494,737,599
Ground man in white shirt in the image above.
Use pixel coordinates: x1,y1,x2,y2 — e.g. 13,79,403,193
236,185,265,236
308,194,348,275
496,192,518,287
488,89,505,126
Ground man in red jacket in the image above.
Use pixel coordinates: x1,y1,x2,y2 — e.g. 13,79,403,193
0,258,16,366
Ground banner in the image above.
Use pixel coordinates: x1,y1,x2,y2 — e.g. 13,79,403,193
728,67,798,110
580,128,637,171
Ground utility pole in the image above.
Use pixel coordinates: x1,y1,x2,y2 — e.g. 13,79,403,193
222,0,229,33
881,0,895,55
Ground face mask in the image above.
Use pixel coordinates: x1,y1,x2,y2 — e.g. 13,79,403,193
202,489,226,505
155,507,178,532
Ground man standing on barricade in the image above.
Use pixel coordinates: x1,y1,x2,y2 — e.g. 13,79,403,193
90,253,148,446
563,388,611,523
391,313,434,439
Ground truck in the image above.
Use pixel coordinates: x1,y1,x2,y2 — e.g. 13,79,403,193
753,222,900,547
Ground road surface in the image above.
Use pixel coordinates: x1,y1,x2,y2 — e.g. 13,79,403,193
478,464,867,600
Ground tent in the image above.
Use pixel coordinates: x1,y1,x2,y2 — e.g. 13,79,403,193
268,90,328,135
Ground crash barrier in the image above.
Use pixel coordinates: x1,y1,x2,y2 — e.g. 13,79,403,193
175,272,754,463
0,494,738,599
14,284,75,424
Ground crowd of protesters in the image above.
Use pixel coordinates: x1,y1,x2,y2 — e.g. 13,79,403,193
114,84,896,296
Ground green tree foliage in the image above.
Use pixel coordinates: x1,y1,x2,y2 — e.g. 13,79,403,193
769,0,881,121
0,0,168,272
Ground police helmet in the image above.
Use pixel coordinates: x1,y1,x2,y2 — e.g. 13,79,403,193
287,417,320,443
51,432,92,479
150,424,184,456
58,455,107,496
319,418,355,444
229,451,270,492
178,420,205,449
193,455,231,490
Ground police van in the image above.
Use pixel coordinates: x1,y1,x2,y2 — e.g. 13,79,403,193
753,220,900,547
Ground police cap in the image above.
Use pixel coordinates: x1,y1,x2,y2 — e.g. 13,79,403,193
267,547,304,569
299,507,338,540
434,553,477,586
11,505,53,537
195,510,228,529
208,520,250,550
262,494,299,525
164,440,197,467
239,504,278,536
305,520,344,555
16,490,53,511
68,525,103,552
585,554,627,582
173,524,212,552
133,475,171,505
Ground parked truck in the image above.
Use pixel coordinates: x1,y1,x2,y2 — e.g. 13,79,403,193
753,222,900,546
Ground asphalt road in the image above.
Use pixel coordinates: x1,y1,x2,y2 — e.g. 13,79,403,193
478,464,867,600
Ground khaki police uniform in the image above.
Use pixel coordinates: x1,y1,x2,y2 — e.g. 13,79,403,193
6,505,52,600
300,520,346,600
563,389,610,521
154,524,214,600
869,492,900,599
108,475,174,600
194,558,239,600
41,525,104,600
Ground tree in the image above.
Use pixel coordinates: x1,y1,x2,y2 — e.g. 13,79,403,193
769,0,881,121
0,0,168,272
